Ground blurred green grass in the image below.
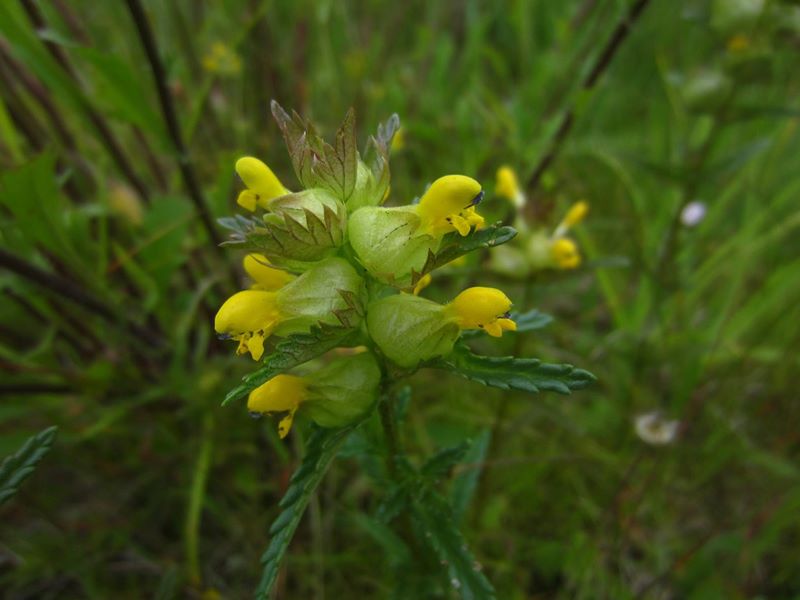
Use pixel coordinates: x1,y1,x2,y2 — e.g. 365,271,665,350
1,0,799,598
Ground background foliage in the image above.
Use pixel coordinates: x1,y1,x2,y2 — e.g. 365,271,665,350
1,0,799,598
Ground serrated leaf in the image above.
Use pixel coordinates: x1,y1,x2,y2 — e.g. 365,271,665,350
271,101,319,188
255,424,357,599
223,326,357,405
411,225,517,285
219,204,342,263
0,426,58,505
314,108,358,202
421,441,471,480
428,343,596,395
451,429,491,522
411,489,496,600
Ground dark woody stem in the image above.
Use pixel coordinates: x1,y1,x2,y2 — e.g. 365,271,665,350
526,0,653,192
123,0,225,253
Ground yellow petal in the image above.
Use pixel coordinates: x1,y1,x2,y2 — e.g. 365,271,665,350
551,238,581,270
248,374,307,413
450,214,471,236
235,157,288,207
562,201,589,228
215,291,281,359
484,321,503,337
243,254,294,291
416,175,484,237
237,190,258,212
497,318,517,332
245,333,265,361
248,375,307,439
445,287,513,330
278,407,298,439
495,166,521,202
412,273,432,296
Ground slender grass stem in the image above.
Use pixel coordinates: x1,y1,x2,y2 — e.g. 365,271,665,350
0,247,164,349
123,0,225,253
185,413,213,586
526,0,653,191
18,0,152,204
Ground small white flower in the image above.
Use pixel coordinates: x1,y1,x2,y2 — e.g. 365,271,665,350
635,412,680,446
681,201,707,227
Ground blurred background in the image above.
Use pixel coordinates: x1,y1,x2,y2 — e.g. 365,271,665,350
1,0,799,598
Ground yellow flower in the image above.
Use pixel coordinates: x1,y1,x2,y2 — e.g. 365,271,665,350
202,42,242,76
554,200,589,237
243,254,294,291
416,175,485,237
551,238,581,269
214,290,282,361
235,157,289,211
727,34,751,54
445,287,517,337
248,374,307,438
412,273,432,296
495,166,525,208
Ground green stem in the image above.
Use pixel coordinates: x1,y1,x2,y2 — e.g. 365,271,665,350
185,413,214,586
379,392,399,477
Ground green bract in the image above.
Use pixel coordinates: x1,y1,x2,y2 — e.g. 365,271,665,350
366,294,460,367
348,206,436,287
302,352,381,427
274,257,365,335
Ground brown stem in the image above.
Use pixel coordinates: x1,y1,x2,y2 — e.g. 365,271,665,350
123,0,225,252
526,0,653,191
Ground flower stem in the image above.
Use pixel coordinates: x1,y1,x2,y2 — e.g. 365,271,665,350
378,392,399,477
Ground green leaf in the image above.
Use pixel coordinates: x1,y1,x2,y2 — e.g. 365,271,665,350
451,429,491,521
411,489,496,600
0,425,58,505
314,108,358,203
428,343,596,395
72,47,164,139
220,196,345,264
363,113,400,200
255,424,356,599
222,325,358,405
411,225,517,284
421,441,471,480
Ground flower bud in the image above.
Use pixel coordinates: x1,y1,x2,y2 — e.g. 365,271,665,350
247,352,381,437
235,157,289,211
366,294,460,367
495,166,525,208
526,233,582,271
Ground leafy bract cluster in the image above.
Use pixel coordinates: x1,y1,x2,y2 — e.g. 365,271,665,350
216,103,591,438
